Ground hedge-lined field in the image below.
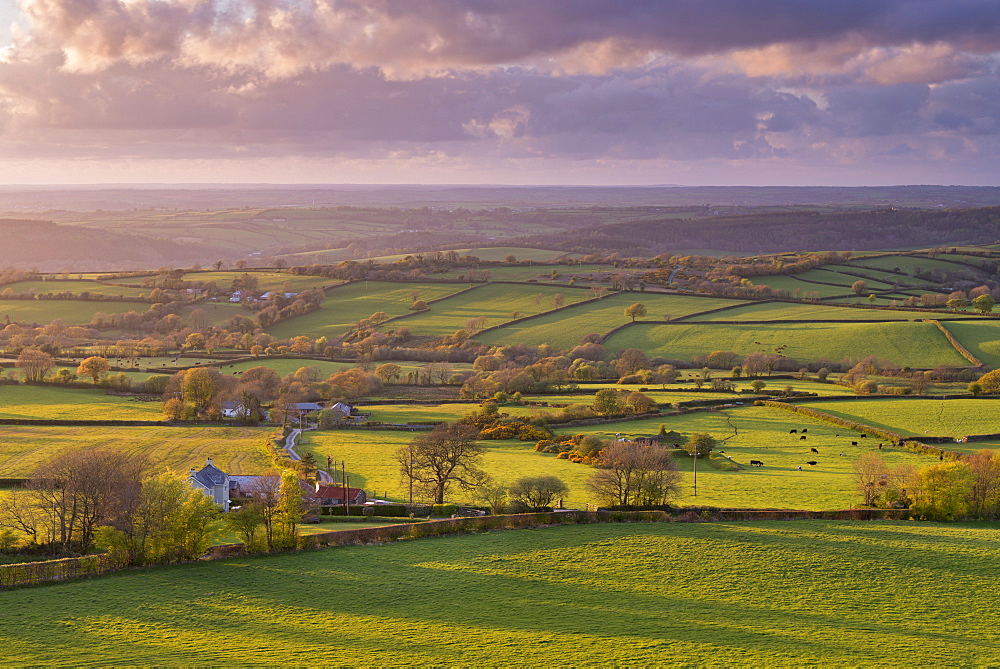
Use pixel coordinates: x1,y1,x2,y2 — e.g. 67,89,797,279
182,271,334,292
299,404,937,510
603,321,967,368
0,425,272,477
939,321,1000,367
697,301,941,322
0,299,143,326
793,398,1000,439
850,254,990,276
476,293,747,349
266,281,468,339
393,283,589,338
553,405,935,510
750,275,851,298
1,280,151,297
6,521,1000,665
0,385,164,421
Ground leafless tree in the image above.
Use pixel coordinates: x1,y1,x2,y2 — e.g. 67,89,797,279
397,423,487,504
587,441,679,506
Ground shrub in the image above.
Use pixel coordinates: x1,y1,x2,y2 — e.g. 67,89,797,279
430,504,458,517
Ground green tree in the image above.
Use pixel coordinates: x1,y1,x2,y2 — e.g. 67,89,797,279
686,432,717,456
968,382,984,396
592,388,623,415
624,303,647,322
77,356,110,384
912,461,973,521
508,475,568,510
225,506,265,552
749,379,766,393
972,294,996,314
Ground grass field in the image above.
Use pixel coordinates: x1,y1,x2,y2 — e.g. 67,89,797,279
393,283,589,337
554,405,936,509
5,520,1000,664
266,281,468,340
297,430,596,506
793,398,1000,439
0,299,144,326
476,293,747,350
850,254,991,277
0,425,273,477
1,280,151,297
694,301,939,322
750,275,850,299
182,271,336,292
939,321,1000,367
299,402,938,510
603,321,968,368
0,385,164,421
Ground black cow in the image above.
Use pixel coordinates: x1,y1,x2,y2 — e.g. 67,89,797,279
800,435,807,440
801,428,808,434
879,443,883,450
789,429,798,434
806,461,818,466
860,434,867,438
810,447,819,454
851,441,859,446
749,460,764,467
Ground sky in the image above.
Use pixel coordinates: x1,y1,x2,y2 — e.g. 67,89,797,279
0,0,997,185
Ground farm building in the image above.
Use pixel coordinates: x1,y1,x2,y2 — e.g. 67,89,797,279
314,483,367,506
188,457,231,511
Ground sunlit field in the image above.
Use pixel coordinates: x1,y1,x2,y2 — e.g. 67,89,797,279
794,398,1000,439
0,385,163,421
4,521,1000,665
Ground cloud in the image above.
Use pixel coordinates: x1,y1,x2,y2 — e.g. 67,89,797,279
0,0,996,183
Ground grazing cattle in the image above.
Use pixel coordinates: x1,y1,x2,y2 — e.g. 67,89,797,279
749,460,764,467
810,447,819,454
806,461,818,466
789,429,798,434
851,441,859,446
801,428,808,434
797,465,802,470
879,443,883,450
860,434,867,438
800,435,807,440
839,452,844,456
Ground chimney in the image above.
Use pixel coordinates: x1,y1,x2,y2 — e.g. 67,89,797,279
206,457,213,466
189,467,197,477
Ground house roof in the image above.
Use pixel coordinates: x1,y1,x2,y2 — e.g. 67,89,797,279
315,485,365,500
192,463,228,488
287,402,323,410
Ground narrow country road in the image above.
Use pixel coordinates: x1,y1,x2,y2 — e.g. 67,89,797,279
283,428,333,483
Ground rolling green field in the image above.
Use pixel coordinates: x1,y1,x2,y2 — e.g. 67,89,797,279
5,520,1000,665
694,301,936,322
555,405,936,509
476,293,747,349
1,280,151,297
266,281,467,340
794,398,1000,439
299,404,936,510
392,283,589,337
0,385,164,421
849,254,989,277
183,271,336,292
0,299,143,326
940,321,1000,367
603,321,967,368
0,425,273,477
750,275,850,298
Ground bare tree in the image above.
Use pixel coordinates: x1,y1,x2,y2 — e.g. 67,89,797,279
397,423,487,504
16,348,54,382
586,441,679,506
2,449,149,552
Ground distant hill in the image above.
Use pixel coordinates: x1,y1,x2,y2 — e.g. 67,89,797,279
519,207,1000,254
0,219,212,270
